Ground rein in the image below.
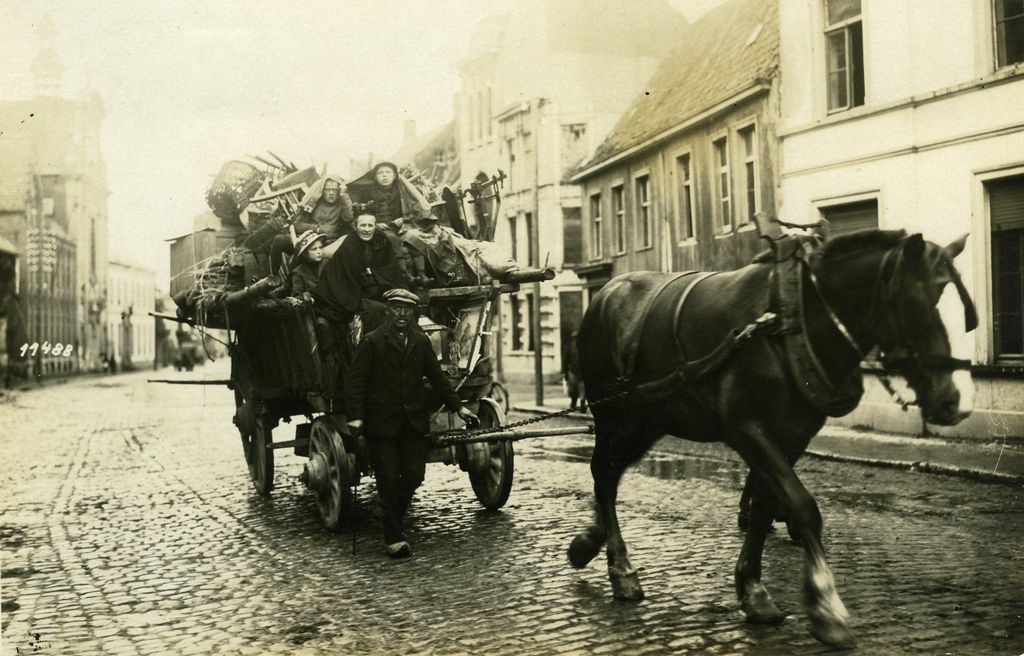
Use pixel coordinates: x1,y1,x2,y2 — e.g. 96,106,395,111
805,237,975,411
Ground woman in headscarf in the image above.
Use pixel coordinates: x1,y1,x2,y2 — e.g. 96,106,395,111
313,213,411,332
269,174,353,272
295,174,354,240
346,162,433,225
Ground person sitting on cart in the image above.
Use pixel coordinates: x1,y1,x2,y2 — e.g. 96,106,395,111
312,213,411,333
346,162,433,225
270,175,353,271
345,288,478,558
286,229,327,300
401,212,474,287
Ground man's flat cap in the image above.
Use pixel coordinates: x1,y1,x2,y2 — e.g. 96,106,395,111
384,288,419,305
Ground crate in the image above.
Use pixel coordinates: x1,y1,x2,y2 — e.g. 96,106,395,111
168,226,243,297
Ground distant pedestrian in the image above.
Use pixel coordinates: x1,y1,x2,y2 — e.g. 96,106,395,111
563,329,586,412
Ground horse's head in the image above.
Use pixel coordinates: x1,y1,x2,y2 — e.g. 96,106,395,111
875,233,976,426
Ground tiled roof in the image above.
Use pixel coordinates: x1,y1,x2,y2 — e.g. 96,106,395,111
576,0,778,177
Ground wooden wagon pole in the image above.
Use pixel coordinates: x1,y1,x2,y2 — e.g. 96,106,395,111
429,424,594,447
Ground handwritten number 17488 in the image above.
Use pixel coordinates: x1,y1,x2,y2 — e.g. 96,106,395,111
19,342,74,358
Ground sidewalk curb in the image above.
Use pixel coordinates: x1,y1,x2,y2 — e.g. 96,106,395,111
803,448,1024,486
511,403,1024,487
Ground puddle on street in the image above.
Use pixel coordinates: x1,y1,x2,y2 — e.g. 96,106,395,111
525,444,745,486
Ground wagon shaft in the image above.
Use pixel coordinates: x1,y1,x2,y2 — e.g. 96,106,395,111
431,424,594,447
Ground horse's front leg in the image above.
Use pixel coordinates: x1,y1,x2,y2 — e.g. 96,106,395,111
732,421,854,649
586,420,656,600
735,471,786,624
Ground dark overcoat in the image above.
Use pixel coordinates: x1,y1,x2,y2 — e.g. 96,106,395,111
345,324,462,437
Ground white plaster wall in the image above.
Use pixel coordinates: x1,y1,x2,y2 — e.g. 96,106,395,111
780,0,993,128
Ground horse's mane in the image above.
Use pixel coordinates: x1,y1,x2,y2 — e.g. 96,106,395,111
750,228,907,265
818,229,907,263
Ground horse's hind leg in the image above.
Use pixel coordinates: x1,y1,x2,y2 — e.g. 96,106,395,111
735,472,786,624
733,422,854,649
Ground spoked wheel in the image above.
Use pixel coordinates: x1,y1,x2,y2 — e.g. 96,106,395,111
303,418,354,531
235,390,274,495
488,381,511,415
468,400,514,510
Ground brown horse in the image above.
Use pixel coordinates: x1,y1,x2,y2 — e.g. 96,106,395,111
567,230,975,648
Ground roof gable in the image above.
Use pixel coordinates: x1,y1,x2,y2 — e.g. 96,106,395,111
577,0,778,176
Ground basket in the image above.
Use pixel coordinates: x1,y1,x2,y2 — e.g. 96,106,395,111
206,161,265,222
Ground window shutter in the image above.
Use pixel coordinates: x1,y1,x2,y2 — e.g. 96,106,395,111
821,199,878,235
990,175,1024,231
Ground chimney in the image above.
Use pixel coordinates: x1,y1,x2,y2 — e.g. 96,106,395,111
404,120,417,142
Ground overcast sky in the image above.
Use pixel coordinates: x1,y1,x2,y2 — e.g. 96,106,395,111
1,0,725,289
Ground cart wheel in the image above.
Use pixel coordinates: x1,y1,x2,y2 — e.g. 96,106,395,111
235,391,274,496
305,418,354,531
242,417,275,496
489,381,511,415
468,400,514,510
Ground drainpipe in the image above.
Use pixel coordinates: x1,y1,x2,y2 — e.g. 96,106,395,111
532,99,545,406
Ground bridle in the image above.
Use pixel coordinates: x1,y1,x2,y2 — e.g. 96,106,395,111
870,241,976,373
804,237,976,408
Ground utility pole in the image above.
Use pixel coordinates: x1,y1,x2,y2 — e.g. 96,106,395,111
531,100,544,406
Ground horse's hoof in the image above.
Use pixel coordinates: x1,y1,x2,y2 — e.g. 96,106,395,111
568,533,602,569
741,585,786,625
809,618,856,650
610,567,645,601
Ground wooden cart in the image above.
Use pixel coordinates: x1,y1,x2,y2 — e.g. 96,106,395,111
227,280,533,530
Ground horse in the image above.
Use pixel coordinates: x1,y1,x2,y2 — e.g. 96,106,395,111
566,229,976,649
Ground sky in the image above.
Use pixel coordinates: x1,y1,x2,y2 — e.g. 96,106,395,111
1,0,725,289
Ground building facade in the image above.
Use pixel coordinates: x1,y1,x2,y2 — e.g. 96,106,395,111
572,0,779,289
0,174,79,378
107,259,156,371
778,0,1024,438
0,24,110,374
455,0,687,385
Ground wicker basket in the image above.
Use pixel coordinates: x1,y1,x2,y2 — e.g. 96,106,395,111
206,161,265,222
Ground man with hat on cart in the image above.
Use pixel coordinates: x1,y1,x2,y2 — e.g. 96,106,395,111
345,287,478,558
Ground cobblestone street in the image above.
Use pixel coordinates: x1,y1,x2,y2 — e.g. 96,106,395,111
1,369,1022,655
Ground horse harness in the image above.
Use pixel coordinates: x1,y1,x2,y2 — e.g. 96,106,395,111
630,233,975,417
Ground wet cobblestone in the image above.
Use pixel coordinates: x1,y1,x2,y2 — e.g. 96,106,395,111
1,370,1022,655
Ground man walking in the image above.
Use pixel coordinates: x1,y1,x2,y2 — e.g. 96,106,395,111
345,288,477,558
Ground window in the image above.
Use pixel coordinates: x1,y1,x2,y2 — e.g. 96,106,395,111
825,0,865,112
989,174,1024,359
819,198,878,236
525,212,535,266
589,193,603,259
508,216,518,261
713,137,732,230
526,292,537,352
676,154,695,241
738,125,758,224
510,294,524,351
612,185,626,253
636,175,652,248
996,0,1024,67
469,93,478,142
485,86,493,137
